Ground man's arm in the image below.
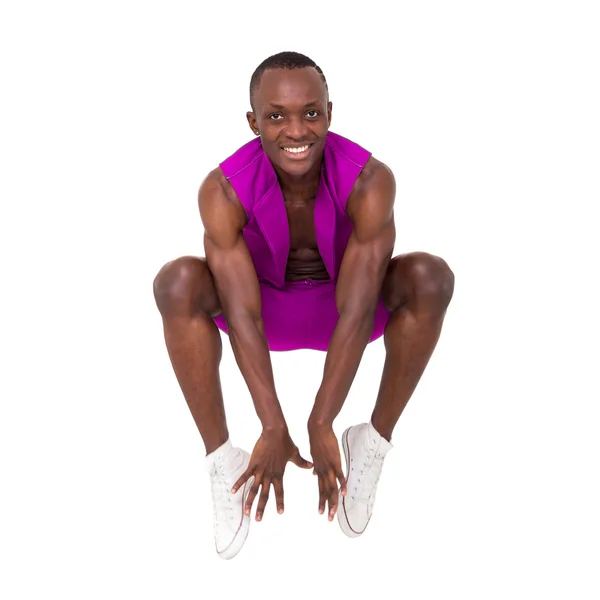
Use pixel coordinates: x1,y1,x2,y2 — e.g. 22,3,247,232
199,171,286,430
308,161,396,427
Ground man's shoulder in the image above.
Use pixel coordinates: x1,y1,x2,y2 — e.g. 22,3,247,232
355,156,395,193
219,137,263,179
325,131,395,190
202,166,239,205
198,167,247,230
345,155,396,223
204,166,227,187
325,131,371,168
343,155,395,215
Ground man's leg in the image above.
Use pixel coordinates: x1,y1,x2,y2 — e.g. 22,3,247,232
337,251,454,537
153,255,228,455
370,251,455,441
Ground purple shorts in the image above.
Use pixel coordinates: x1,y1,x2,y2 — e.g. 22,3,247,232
213,278,391,352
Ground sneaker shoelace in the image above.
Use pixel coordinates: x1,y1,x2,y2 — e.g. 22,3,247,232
350,436,385,508
209,451,243,530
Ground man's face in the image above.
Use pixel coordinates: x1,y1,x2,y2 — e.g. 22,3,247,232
247,67,332,177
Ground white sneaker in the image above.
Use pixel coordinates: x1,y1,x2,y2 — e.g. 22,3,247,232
204,439,254,559
338,422,393,538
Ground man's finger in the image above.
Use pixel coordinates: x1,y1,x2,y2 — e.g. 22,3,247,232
326,470,338,496
337,472,348,497
255,480,270,522
291,450,313,469
273,477,285,514
232,468,252,494
317,475,326,515
328,487,339,521
244,475,262,516
324,470,339,520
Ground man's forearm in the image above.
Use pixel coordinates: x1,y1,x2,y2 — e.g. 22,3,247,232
308,311,375,427
227,314,287,429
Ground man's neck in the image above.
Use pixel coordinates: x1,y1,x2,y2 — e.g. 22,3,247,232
272,155,323,200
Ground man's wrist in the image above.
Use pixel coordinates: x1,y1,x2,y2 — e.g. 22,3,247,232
307,414,334,432
261,417,288,433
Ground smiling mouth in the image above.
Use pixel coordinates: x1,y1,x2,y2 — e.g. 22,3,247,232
281,143,313,158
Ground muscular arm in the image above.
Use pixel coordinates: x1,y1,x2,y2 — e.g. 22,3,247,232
308,162,396,427
199,172,286,430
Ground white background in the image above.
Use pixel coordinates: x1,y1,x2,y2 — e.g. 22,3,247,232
1,0,599,598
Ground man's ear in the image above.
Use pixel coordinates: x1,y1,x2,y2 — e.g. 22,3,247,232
327,101,333,126
247,111,259,135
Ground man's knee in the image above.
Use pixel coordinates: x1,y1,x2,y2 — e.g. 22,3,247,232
153,256,217,315
407,252,455,310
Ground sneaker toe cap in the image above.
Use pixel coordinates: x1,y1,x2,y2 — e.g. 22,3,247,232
341,499,371,533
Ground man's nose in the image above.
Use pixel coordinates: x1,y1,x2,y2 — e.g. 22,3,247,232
284,116,309,140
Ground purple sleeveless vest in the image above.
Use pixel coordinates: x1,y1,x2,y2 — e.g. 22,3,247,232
218,131,371,288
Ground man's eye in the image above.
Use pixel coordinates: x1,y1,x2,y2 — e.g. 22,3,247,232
269,113,283,120
306,110,319,118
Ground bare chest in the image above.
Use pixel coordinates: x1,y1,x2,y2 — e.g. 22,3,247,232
283,196,329,280
285,198,318,250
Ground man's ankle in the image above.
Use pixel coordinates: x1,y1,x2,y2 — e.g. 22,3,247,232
205,434,230,458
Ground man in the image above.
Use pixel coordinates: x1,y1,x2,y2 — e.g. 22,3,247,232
153,51,454,559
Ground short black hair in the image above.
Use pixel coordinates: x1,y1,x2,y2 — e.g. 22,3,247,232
249,51,328,111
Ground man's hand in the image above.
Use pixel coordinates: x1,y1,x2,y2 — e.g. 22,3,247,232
308,422,348,521
231,427,313,521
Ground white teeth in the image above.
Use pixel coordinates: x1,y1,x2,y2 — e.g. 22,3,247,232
283,145,310,153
